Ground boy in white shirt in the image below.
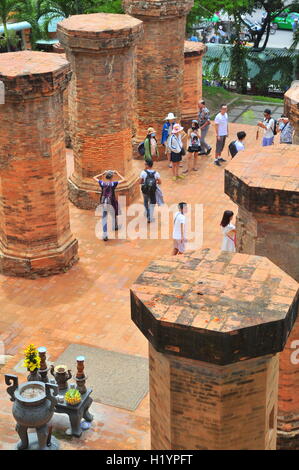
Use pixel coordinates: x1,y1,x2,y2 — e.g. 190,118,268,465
173,202,188,255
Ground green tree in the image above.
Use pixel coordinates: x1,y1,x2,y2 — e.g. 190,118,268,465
46,0,122,18
0,0,20,51
13,0,53,48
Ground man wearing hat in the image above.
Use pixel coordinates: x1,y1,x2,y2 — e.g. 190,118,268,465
161,112,177,167
144,127,159,161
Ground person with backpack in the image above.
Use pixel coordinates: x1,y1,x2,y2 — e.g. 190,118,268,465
139,159,162,223
168,123,185,181
144,127,159,162
183,120,201,174
257,109,276,147
161,112,176,167
228,131,246,158
93,170,125,241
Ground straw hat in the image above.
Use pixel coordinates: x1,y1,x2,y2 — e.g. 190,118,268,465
164,112,176,121
172,124,184,134
147,127,156,134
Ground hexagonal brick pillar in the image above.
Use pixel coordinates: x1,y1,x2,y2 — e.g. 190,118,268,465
182,41,207,127
58,13,143,209
225,146,299,449
284,84,299,144
131,249,299,450
123,0,194,143
0,51,78,278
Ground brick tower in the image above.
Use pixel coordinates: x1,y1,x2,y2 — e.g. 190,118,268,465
182,41,207,127
284,84,299,144
225,146,299,449
131,249,299,450
123,0,194,142
0,51,78,278
58,13,143,209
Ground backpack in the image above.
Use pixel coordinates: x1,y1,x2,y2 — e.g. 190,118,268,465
228,141,238,158
141,170,157,195
138,142,145,156
101,182,114,209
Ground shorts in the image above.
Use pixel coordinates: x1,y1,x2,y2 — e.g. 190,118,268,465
187,145,201,153
216,135,227,154
170,151,182,163
262,136,274,146
173,239,186,254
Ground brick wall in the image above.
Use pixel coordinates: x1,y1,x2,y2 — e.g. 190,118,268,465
149,345,279,450
182,42,206,123
58,14,143,209
0,51,78,278
284,85,299,144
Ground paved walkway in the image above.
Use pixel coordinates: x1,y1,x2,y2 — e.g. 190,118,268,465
229,103,284,126
0,122,276,450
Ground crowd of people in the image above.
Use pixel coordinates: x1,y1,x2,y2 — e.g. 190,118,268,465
94,98,294,255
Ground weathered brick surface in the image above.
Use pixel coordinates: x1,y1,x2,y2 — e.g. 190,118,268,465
284,85,299,144
225,145,299,448
225,145,299,281
131,248,299,365
0,51,78,278
182,41,206,123
150,345,279,450
58,14,143,209
123,0,194,142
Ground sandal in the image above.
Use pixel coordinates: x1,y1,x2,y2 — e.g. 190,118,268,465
193,168,199,171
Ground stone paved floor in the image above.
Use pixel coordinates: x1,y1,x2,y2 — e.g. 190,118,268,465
229,103,284,125
0,122,270,450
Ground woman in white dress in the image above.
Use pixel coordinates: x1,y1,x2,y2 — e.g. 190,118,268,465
220,210,236,252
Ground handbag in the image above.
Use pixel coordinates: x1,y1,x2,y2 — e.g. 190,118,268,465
181,147,186,156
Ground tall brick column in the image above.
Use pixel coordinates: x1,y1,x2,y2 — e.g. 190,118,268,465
131,249,299,450
123,0,194,142
225,146,299,449
182,41,207,127
0,51,78,278
58,14,143,209
284,84,299,144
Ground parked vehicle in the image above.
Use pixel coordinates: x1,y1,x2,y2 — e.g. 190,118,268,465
272,11,299,30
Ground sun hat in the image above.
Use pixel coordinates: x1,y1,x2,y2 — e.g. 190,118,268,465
147,127,156,134
164,112,176,121
172,124,184,134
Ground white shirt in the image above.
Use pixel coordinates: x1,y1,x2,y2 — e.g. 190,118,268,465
168,134,183,153
173,212,186,240
263,118,275,138
140,169,160,181
215,112,228,136
235,140,245,152
221,223,236,252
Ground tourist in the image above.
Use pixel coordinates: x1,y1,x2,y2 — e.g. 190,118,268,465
257,109,275,147
161,112,176,167
277,115,294,144
220,210,236,252
228,131,247,158
93,170,125,241
144,127,159,161
198,99,212,155
173,202,188,255
214,104,228,166
140,159,162,223
168,123,185,181
183,120,201,174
